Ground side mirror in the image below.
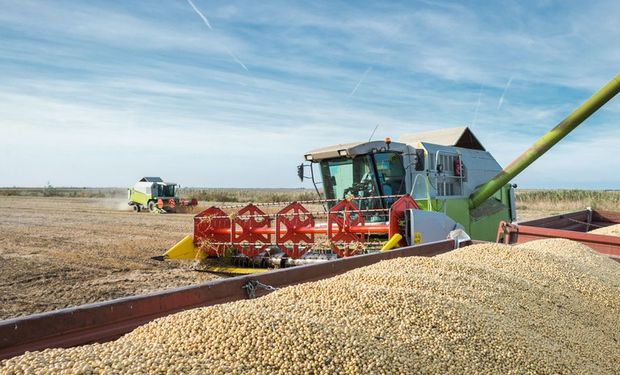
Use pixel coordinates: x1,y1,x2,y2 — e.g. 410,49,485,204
297,164,304,182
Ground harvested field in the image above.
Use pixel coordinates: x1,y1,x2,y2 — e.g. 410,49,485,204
2,239,618,374
0,196,219,320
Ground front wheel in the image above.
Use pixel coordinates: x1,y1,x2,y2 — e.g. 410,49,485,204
148,201,157,213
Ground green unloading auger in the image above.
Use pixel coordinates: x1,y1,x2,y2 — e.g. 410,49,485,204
469,74,620,209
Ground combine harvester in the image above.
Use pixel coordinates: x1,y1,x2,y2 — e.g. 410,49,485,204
158,74,620,271
128,177,198,213
1,75,619,360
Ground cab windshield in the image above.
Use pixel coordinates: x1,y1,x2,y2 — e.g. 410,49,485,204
157,184,176,197
319,152,406,214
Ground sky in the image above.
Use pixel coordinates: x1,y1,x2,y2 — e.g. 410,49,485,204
0,0,619,189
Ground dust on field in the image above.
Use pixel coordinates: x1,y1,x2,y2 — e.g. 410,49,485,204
0,196,219,320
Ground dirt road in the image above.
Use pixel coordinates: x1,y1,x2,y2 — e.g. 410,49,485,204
0,196,218,320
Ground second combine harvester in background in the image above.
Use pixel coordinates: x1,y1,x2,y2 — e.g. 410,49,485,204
157,74,620,271
128,177,198,213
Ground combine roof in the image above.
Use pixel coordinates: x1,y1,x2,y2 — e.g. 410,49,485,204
399,127,485,151
305,141,364,159
139,177,164,182
304,140,407,161
304,127,486,161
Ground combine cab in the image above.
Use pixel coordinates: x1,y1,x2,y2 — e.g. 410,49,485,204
305,127,514,241
128,177,197,213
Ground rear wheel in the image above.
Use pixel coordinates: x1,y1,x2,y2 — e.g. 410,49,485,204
132,205,141,212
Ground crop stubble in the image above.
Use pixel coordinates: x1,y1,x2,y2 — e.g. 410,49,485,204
0,196,219,319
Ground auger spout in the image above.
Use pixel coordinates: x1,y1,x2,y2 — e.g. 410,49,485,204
469,74,620,209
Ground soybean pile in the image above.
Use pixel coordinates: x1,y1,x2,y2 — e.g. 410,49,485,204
591,223,620,236
2,239,619,375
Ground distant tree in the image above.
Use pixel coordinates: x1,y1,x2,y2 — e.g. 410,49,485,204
43,181,56,197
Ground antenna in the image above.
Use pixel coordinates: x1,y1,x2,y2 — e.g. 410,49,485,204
368,124,379,142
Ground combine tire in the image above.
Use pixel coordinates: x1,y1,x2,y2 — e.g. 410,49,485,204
148,201,157,213
132,205,141,213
